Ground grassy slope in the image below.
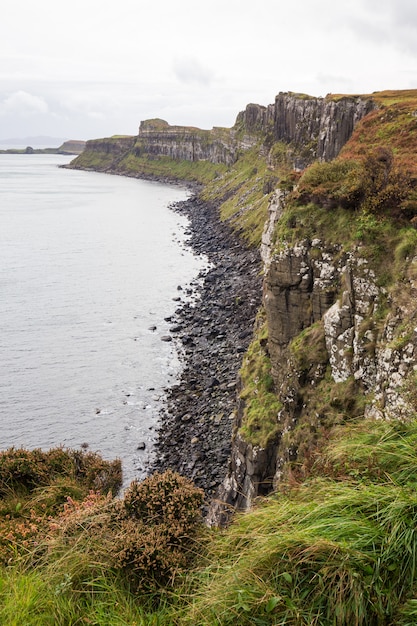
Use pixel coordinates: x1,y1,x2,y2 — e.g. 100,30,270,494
178,419,417,625
5,420,417,624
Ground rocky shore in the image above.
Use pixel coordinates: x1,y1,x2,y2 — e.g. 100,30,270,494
151,195,262,501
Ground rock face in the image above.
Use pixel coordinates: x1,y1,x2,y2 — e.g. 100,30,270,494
211,199,417,521
70,93,375,174
135,95,374,168
136,119,241,166
65,136,137,172
273,93,376,166
57,140,86,155
84,136,136,158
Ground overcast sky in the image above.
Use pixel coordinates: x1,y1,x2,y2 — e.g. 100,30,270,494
1,0,417,143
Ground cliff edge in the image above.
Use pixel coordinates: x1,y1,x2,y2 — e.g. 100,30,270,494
70,90,417,524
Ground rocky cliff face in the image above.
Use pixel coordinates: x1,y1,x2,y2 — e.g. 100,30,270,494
84,136,136,157
69,93,375,175
65,136,137,172
135,95,374,168
211,197,417,519
135,119,241,166
272,93,376,166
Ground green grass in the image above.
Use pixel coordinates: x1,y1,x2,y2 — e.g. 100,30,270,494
0,566,167,626
175,418,417,625
117,152,226,184
238,313,283,447
201,145,291,246
272,197,417,292
67,150,116,171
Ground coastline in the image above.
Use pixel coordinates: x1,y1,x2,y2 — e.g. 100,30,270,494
151,194,262,501
66,161,263,499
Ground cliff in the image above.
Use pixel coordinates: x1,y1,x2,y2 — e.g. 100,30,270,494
210,89,417,519
69,89,417,523
57,140,86,155
65,135,136,170
69,92,375,178
135,119,241,165
272,92,375,166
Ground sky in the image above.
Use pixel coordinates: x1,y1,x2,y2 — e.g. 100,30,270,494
1,0,417,144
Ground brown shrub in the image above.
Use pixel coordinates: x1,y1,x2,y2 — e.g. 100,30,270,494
122,470,204,530
109,472,204,588
0,447,122,566
44,470,205,591
0,447,122,497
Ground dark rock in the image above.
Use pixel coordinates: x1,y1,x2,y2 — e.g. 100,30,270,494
161,335,172,342
151,194,262,499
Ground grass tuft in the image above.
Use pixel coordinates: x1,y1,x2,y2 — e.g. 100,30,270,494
179,418,417,625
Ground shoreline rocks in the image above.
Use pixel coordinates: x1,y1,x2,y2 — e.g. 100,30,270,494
151,195,262,500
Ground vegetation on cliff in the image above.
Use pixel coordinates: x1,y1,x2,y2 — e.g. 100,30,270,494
181,418,417,625
234,90,417,455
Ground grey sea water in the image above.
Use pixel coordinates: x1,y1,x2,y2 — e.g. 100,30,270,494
0,154,206,485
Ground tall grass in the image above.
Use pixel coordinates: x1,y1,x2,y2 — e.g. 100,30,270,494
0,565,169,625
5,423,417,624
176,418,417,625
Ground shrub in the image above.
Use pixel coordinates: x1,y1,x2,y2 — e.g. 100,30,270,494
0,447,122,566
361,148,415,218
122,470,204,532
296,147,417,222
0,447,122,497
111,471,205,589
296,159,363,209
44,470,205,592
0,448,52,495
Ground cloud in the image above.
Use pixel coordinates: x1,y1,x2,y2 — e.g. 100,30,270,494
0,90,49,116
172,57,214,86
347,0,417,56
391,0,417,24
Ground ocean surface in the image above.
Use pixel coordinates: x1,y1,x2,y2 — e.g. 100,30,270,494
0,154,207,485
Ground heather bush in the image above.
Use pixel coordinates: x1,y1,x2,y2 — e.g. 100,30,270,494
122,470,203,529
296,158,363,209
296,147,417,222
111,471,204,589
42,470,205,592
0,447,122,566
0,447,122,497
360,147,415,218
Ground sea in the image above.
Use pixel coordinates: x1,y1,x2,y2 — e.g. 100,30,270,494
0,153,207,485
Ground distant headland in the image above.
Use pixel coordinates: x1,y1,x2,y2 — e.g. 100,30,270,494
0,139,86,155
